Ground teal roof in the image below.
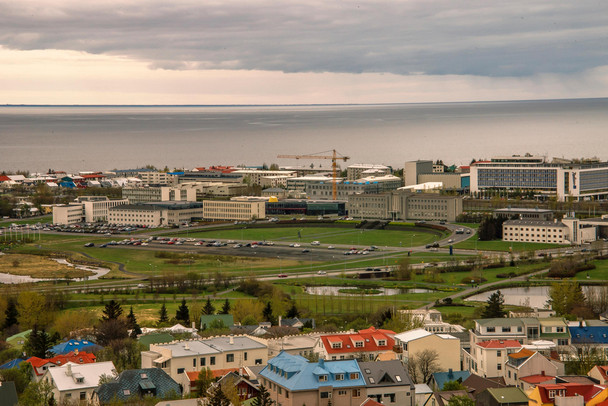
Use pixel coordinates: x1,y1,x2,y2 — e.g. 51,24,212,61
260,352,366,391
7,330,31,341
200,314,234,328
138,333,174,349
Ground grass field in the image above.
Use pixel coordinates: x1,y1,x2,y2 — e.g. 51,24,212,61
0,253,95,278
453,235,563,252
169,226,447,248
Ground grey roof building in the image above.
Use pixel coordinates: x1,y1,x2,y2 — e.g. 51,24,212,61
358,360,415,406
94,368,181,405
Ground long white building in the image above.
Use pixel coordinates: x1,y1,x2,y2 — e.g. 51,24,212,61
470,155,608,201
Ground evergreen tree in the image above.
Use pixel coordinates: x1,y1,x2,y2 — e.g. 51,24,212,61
481,290,506,318
126,306,142,338
252,385,274,406
286,303,300,319
203,297,215,315
220,298,231,314
175,299,190,324
158,301,169,324
23,325,55,358
101,300,123,321
262,302,275,324
209,384,231,406
196,367,214,395
4,297,18,330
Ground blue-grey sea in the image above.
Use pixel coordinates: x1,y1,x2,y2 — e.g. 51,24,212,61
1,98,607,173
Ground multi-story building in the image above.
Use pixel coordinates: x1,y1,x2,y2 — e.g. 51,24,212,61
122,186,197,203
504,349,563,390
260,352,367,406
393,329,460,373
52,197,128,224
347,191,463,222
232,169,297,186
307,175,402,201
137,171,177,185
398,309,466,334
471,318,570,348
202,200,265,221
502,219,570,244
346,164,392,181
317,327,395,361
463,339,522,379
358,360,415,406
141,336,268,381
527,382,608,406
494,207,554,221
108,202,204,226
470,155,608,201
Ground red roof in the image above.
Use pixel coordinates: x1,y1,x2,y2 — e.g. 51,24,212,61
321,327,395,355
361,399,384,406
537,383,604,404
358,326,396,336
80,174,105,179
508,348,535,359
594,366,608,381
520,374,555,384
477,340,522,349
0,175,10,182
26,351,96,375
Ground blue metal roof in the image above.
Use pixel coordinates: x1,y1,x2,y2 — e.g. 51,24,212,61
0,358,25,370
569,326,608,344
432,370,471,390
260,351,366,391
50,339,100,355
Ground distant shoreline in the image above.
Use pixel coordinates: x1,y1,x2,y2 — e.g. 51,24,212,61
2,97,608,108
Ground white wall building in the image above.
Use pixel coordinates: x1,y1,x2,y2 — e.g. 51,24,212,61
202,200,265,221
43,361,117,404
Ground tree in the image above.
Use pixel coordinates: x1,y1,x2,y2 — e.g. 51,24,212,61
3,297,18,330
17,291,54,329
158,301,169,324
481,290,506,318
196,367,214,394
208,384,231,406
203,297,215,315
443,379,466,391
18,379,56,406
548,281,587,316
0,361,32,394
262,302,275,324
220,299,231,315
447,395,475,406
285,303,300,319
251,384,274,406
126,307,142,338
96,318,128,346
408,349,440,384
176,299,190,324
52,309,98,338
395,258,412,281
23,326,55,358
101,300,123,321
96,338,143,372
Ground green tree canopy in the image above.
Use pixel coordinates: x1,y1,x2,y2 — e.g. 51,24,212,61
176,299,190,324
481,290,506,318
203,297,215,315
101,300,123,322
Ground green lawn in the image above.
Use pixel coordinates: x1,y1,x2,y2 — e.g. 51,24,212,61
0,215,52,225
454,235,563,252
168,226,446,248
573,258,608,281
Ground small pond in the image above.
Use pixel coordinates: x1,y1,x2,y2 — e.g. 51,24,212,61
465,286,605,308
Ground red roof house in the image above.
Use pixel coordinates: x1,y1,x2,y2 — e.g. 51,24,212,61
320,327,395,361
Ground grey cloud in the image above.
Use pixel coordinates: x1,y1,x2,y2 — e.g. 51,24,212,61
0,0,606,77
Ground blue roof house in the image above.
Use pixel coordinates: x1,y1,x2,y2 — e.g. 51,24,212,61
569,326,608,354
260,351,366,406
430,370,471,391
50,339,101,355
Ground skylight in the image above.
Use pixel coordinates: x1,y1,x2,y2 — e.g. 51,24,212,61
396,375,402,382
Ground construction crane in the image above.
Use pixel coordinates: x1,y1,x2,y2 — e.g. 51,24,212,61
277,149,350,200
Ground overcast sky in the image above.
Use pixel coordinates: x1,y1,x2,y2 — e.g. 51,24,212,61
1,0,607,104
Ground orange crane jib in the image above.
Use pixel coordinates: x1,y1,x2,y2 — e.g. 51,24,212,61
277,149,350,201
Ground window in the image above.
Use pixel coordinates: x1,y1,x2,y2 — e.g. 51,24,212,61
210,357,216,365
338,390,347,396
355,341,364,348
332,342,342,349
177,368,185,374
487,327,495,333
278,387,282,395
319,375,328,382
352,389,361,398
123,389,131,396
320,392,330,399
244,352,248,361
497,351,502,356
378,340,386,346
501,327,511,332
350,373,359,380
497,364,502,370
193,358,197,367
286,391,289,398
255,359,263,365
369,377,376,384
384,393,396,403
200,357,206,366
335,373,344,381
395,375,402,382
548,390,556,399
80,392,86,400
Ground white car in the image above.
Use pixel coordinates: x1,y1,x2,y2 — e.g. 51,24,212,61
311,241,320,246
317,270,327,275
293,243,301,248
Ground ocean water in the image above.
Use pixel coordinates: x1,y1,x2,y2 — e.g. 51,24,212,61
1,99,607,173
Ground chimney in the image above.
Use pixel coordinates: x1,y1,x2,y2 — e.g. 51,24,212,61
66,364,72,376
278,316,282,327
448,368,453,379
230,335,234,345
